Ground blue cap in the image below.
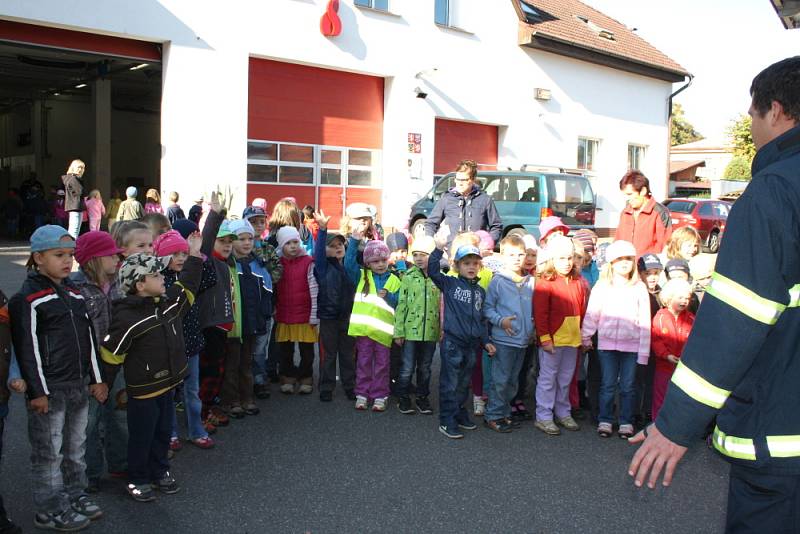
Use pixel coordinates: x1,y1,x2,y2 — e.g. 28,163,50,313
454,245,481,261
243,206,267,220
126,186,138,198
228,219,255,237
30,225,75,252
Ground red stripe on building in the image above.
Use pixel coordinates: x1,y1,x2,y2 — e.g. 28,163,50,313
434,118,498,175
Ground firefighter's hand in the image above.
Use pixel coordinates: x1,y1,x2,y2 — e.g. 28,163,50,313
29,395,48,414
628,423,688,489
90,383,109,403
394,337,404,347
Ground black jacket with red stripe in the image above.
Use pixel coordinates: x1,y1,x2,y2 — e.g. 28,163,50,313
9,272,102,399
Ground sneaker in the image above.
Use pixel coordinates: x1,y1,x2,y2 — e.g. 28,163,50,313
597,422,613,438
372,397,387,412
253,383,271,399
534,419,561,436
203,418,218,435
354,396,368,410
242,403,260,416
153,471,180,494
298,384,313,394
438,424,464,439
415,396,433,415
484,418,513,433
512,401,533,420
34,509,90,531
280,383,295,394
397,397,415,414
457,417,478,431
503,417,522,429
556,415,581,431
126,483,156,503
319,391,333,402
227,405,245,419
71,495,102,520
209,407,230,426
169,437,183,451
473,395,486,416
345,389,356,401
190,436,215,449
618,424,635,439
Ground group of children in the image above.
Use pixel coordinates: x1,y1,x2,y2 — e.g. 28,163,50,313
0,191,708,532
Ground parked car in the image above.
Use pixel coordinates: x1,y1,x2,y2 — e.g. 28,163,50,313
663,198,732,253
408,170,597,240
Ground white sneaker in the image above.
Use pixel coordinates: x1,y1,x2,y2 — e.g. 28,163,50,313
298,384,313,394
280,383,295,394
473,395,486,416
355,396,368,410
372,397,387,412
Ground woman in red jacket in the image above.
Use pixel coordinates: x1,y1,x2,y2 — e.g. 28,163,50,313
650,278,695,420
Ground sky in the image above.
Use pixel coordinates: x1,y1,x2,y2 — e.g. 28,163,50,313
583,0,800,143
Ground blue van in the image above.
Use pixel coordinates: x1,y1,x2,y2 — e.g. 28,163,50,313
408,169,597,239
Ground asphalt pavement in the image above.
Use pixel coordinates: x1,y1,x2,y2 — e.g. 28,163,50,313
0,243,728,534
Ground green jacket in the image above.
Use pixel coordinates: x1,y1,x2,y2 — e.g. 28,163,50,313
394,266,440,342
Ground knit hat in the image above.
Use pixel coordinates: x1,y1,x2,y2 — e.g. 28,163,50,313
251,198,267,211
243,205,267,221
572,229,597,253
522,234,538,251
153,230,188,257
409,235,436,255
326,232,346,246
539,216,570,242
605,240,637,264
385,232,409,252
276,226,301,252
228,219,255,237
30,225,75,252
363,240,390,265
172,218,199,239
665,258,691,279
346,202,376,219
545,234,575,257
117,253,169,294
454,245,481,262
125,186,138,198
216,220,238,240
74,231,123,265
475,230,495,251
637,253,663,272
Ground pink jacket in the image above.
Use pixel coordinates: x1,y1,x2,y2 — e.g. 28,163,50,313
581,279,651,363
85,197,106,231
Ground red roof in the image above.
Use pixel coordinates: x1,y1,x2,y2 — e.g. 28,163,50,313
516,0,689,82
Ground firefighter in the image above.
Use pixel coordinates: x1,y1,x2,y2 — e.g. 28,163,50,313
628,56,800,532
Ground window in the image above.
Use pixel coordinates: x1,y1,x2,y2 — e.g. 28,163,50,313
519,1,541,23
435,0,449,25
483,176,538,202
577,138,599,171
715,202,730,218
628,144,646,170
698,203,713,217
664,200,695,214
355,0,389,11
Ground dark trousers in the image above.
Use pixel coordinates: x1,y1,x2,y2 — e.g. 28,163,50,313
635,352,656,421
389,343,403,396
513,344,536,405
397,340,437,398
726,464,800,533
279,341,315,383
586,347,601,423
127,390,173,485
199,327,227,413
319,318,355,393
438,336,478,428
0,409,8,524
220,336,254,408
266,321,279,376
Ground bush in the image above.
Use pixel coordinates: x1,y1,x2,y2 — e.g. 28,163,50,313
723,156,752,181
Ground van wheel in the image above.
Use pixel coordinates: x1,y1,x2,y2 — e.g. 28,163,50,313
410,218,427,238
707,230,720,254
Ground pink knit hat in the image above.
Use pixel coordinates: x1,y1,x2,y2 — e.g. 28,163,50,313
74,231,123,266
475,230,495,251
539,216,570,242
363,240,390,265
153,230,188,257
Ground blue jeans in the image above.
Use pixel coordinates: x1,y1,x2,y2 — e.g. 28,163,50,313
485,343,525,421
171,354,207,440
597,350,638,425
251,323,272,386
397,340,436,398
85,372,128,480
438,336,477,428
67,211,82,239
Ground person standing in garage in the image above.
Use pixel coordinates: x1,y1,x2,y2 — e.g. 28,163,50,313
61,159,86,239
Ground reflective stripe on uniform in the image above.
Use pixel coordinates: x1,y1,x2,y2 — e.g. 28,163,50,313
705,272,785,325
712,427,756,461
670,361,731,409
787,284,800,308
766,435,800,458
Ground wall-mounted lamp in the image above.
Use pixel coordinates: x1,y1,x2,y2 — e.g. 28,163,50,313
534,88,552,101
414,87,428,99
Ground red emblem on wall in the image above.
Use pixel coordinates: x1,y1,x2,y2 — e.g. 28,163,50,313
320,0,342,37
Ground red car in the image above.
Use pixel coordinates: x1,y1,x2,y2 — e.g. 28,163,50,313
663,198,731,253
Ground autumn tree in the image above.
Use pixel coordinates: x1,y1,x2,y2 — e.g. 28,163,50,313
727,114,756,162
671,103,703,146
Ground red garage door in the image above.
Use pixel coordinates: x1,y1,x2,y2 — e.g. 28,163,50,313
434,118,498,175
247,58,384,228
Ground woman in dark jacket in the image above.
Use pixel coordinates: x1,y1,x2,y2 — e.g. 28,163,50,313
62,159,86,238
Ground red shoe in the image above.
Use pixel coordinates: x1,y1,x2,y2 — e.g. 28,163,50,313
190,436,215,449
169,437,183,451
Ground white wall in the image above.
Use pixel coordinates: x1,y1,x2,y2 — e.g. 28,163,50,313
0,0,678,228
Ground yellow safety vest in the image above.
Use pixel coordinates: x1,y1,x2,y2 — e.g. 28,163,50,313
348,270,401,347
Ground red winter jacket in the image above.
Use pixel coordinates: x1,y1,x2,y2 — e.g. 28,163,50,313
614,197,672,256
275,255,318,325
650,307,694,374
533,274,588,347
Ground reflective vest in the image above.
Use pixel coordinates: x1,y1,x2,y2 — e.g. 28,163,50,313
348,270,401,347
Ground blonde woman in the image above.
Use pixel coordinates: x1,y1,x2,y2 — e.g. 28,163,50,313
61,159,86,238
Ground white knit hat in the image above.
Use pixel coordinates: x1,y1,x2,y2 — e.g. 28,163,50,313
276,226,302,256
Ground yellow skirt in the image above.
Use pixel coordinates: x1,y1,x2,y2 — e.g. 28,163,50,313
275,322,318,343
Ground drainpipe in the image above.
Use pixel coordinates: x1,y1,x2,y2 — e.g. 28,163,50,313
666,73,694,198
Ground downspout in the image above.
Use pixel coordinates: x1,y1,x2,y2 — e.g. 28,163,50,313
666,73,694,198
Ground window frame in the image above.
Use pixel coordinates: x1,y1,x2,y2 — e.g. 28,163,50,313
577,137,600,172
354,0,391,12
627,143,647,171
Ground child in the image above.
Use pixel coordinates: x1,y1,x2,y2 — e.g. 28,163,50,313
581,240,651,439
533,235,586,436
10,225,107,530
269,198,314,255
345,232,400,411
573,229,600,287
302,205,319,241
538,216,570,247
85,189,105,232
476,230,504,273
482,234,535,433
429,227,495,439
101,232,203,503
1,289,24,534
385,231,409,396
71,231,128,492
144,188,163,214
106,190,122,228
340,202,383,253
665,226,701,263
117,186,144,221
188,195,203,225
635,253,664,426
243,204,282,398
112,220,153,258
141,212,171,238
275,226,319,394
166,191,185,225
313,211,357,402
393,235,440,415
650,278,695,421
221,219,273,417
510,233,539,422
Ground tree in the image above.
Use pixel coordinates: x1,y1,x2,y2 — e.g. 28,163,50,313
723,156,752,181
671,103,703,146
727,114,756,161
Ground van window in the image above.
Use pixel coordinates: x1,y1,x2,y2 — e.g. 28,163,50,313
546,175,594,225
483,176,539,202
